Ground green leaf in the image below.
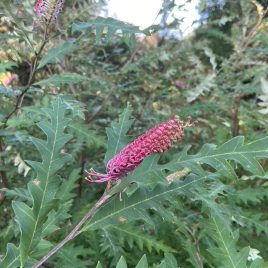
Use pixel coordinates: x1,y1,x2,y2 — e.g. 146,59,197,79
96,261,103,268
34,73,89,86
112,225,175,253
205,216,249,268
72,17,144,49
81,175,204,232
10,97,72,266
38,40,78,69
163,136,268,179
68,121,106,148
163,253,178,268
0,61,17,72
104,106,133,164
250,258,265,268
116,256,127,268
135,255,148,268
0,243,20,268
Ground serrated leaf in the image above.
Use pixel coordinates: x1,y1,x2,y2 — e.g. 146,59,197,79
38,40,78,69
112,225,175,253
163,136,268,179
9,97,72,266
72,17,143,49
104,106,133,164
34,73,89,86
205,216,249,268
81,175,204,232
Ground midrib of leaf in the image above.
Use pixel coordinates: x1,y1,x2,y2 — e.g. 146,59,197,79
82,176,204,232
212,217,236,268
26,101,60,260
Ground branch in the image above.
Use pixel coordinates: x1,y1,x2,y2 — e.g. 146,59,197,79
32,182,120,268
3,25,50,128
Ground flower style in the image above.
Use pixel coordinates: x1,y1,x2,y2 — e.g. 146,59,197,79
34,0,64,23
87,116,192,184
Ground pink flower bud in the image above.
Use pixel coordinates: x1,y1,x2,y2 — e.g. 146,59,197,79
87,116,190,184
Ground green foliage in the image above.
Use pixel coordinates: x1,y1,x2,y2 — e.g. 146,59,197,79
72,17,144,49
205,216,249,268
1,0,268,267
34,73,89,86
37,40,79,70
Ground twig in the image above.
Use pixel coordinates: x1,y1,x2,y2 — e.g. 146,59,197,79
3,25,50,127
188,224,204,268
32,182,119,268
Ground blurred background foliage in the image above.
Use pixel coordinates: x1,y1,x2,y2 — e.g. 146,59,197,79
0,0,268,267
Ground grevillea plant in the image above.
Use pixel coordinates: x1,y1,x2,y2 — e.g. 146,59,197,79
1,1,268,268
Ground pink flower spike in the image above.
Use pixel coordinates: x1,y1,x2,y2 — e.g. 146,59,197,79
87,116,191,184
34,0,64,24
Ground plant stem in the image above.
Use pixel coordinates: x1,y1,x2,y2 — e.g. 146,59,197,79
32,185,116,268
3,25,49,128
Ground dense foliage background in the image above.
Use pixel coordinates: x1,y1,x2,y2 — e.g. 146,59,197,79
0,0,268,267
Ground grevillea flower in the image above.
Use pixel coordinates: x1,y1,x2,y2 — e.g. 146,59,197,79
34,0,64,23
87,116,192,184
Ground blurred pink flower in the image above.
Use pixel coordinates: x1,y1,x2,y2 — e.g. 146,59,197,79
34,0,64,23
174,80,188,90
87,116,191,184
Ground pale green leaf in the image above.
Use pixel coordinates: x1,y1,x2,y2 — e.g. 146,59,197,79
116,256,127,268
135,255,148,268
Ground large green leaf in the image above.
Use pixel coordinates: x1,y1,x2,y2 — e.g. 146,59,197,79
4,98,72,267
81,175,204,232
38,40,78,69
163,136,268,179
